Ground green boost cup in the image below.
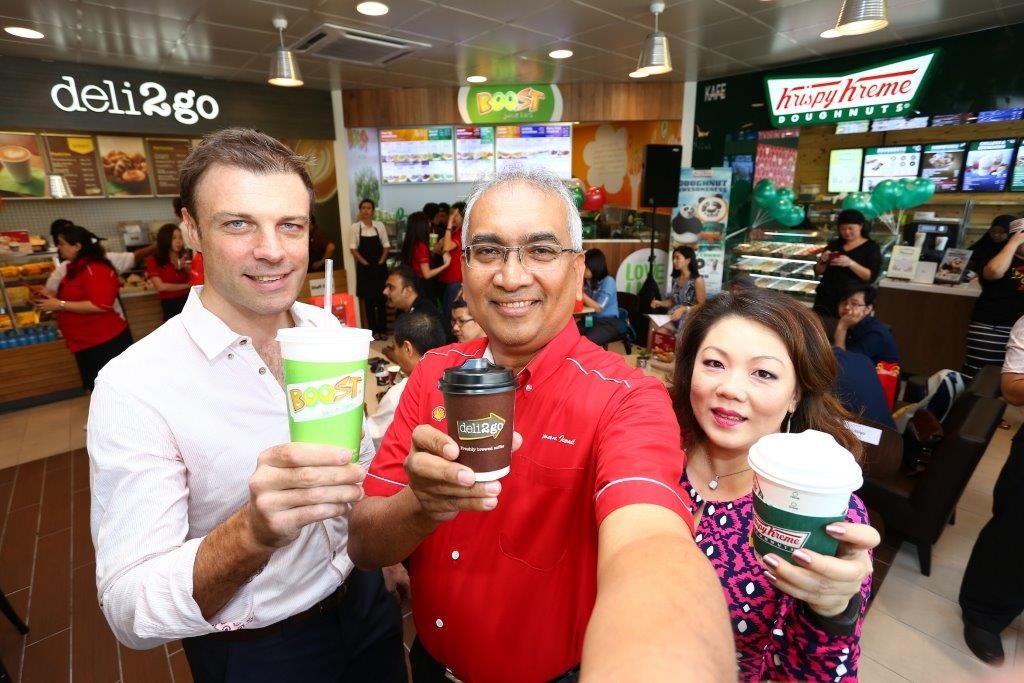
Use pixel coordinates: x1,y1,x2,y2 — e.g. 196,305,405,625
276,326,372,462
747,430,863,562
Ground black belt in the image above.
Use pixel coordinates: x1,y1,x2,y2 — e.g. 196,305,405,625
206,579,350,643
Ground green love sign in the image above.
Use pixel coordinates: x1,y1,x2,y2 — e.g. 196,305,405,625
458,84,563,124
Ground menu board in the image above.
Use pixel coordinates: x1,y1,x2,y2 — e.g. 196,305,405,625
455,126,495,182
869,116,930,132
41,134,103,198
827,148,863,193
930,113,972,127
1010,141,1024,191
145,138,192,196
379,127,454,184
921,142,967,192
494,125,572,178
0,132,46,198
861,145,921,191
962,139,1016,192
835,121,869,134
977,108,1023,123
95,135,153,196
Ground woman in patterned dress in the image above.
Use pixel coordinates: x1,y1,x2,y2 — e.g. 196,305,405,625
652,245,705,336
671,288,879,681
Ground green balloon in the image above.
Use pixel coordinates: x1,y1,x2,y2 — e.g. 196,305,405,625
894,178,918,210
781,205,805,227
777,187,795,204
753,179,777,207
769,196,792,218
871,179,900,213
910,177,935,205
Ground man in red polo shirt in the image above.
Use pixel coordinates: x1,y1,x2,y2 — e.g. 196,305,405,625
349,167,733,682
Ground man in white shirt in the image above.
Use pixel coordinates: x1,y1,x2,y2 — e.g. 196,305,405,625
87,128,406,682
367,311,447,451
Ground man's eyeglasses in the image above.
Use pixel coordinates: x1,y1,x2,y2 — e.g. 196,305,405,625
452,316,475,325
463,242,579,272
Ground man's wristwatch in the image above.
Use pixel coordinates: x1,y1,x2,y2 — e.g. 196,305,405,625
59,300,66,310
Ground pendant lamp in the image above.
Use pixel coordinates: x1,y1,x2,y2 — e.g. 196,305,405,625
268,17,303,87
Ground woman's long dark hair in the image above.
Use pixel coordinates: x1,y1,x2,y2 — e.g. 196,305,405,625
56,224,114,272
584,248,610,289
671,288,862,461
673,246,701,280
400,211,431,267
154,223,183,268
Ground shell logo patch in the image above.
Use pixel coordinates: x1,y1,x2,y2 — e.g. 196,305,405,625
431,405,446,422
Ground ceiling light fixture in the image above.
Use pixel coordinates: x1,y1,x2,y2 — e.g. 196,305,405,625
636,2,671,76
467,75,487,83
356,2,390,16
268,17,303,87
549,49,573,59
629,69,650,79
820,0,888,38
4,26,45,40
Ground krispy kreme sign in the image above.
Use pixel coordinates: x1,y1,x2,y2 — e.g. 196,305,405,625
765,51,937,127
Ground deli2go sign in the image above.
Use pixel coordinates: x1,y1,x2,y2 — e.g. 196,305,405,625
50,76,219,125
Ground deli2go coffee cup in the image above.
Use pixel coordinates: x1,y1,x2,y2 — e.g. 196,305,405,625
438,358,516,481
277,326,372,463
747,430,863,562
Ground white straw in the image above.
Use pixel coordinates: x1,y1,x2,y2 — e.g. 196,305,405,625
323,258,333,315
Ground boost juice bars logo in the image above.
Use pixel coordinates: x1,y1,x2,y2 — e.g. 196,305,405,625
458,84,563,124
475,87,545,116
764,51,936,126
287,373,364,422
456,413,506,440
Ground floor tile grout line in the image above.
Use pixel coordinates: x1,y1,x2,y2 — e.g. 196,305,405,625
861,654,910,681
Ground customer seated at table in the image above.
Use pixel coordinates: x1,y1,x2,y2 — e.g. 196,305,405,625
834,346,897,428
652,246,706,335
672,288,878,681
833,283,899,366
366,311,447,451
577,248,620,346
451,296,485,343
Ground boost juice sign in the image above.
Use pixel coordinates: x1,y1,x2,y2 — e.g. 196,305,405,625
458,84,563,124
764,51,937,127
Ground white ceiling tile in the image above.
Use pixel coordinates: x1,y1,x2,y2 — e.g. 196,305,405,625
390,6,502,44
82,0,205,22
682,16,776,47
510,0,622,37
573,21,651,52
438,0,563,24
459,24,561,52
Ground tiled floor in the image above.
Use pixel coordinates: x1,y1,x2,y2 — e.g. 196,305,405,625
0,395,1020,681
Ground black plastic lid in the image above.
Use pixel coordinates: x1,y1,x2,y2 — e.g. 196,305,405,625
438,358,516,394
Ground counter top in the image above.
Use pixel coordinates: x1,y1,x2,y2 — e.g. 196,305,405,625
878,277,981,298
119,288,158,299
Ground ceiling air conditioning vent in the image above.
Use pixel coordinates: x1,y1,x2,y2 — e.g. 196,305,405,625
291,23,430,66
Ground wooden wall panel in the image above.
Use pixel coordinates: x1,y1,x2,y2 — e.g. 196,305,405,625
795,122,1024,242
341,83,683,127
0,341,82,403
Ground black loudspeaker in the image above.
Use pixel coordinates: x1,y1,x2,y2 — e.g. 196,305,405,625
641,144,683,206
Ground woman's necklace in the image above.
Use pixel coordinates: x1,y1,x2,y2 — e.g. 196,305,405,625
705,452,752,491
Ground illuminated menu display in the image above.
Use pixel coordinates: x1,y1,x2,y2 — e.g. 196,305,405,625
920,142,967,192
494,125,572,178
861,145,921,191
379,127,455,184
962,139,1016,192
827,148,863,193
455,126,495,182
42,134,103,197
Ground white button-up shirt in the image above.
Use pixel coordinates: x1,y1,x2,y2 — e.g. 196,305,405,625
87,287,374,649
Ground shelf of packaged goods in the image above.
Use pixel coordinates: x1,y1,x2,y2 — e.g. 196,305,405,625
731,260,818,281
747,273,819,296
733,253,819,264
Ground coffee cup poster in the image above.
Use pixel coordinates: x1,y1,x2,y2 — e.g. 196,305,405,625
0,132,46,198
670,168,731,296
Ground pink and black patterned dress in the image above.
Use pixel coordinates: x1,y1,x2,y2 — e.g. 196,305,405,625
680,473,871,681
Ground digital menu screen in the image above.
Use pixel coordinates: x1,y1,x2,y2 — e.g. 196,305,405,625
379,127,455,184
145,138,192,196
41,134,103,198
494,125,572,178
861,145,921,191
869,116,930,132
827,148,863,193
1010,141,1024,192
977,108,1024,123
921,142,967,192
95,135,153,197
835,121,869,134
930,113,972,127
962,139,1016,192
455,126,495,182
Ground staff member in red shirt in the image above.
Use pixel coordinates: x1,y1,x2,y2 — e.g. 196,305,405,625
437,201,465,332
34,224,132,392
349,167,733,682
146,223,192,321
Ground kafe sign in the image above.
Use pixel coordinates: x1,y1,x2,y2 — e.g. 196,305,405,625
764,51,937,127
458,84,563,124
51,76,219,125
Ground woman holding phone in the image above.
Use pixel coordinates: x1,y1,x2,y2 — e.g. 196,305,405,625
812,209,882,322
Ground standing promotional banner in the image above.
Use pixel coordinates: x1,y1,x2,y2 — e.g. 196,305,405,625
346,127,381,215
669,168,731,296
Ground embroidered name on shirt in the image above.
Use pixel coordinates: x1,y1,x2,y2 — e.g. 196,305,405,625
541,434,577,445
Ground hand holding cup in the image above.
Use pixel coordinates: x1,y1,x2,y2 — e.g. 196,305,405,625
247,442,366,549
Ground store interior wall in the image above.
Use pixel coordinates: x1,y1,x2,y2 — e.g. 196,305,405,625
0,197,176,250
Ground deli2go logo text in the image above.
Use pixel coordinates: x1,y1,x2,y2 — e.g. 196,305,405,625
51,76,220,125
